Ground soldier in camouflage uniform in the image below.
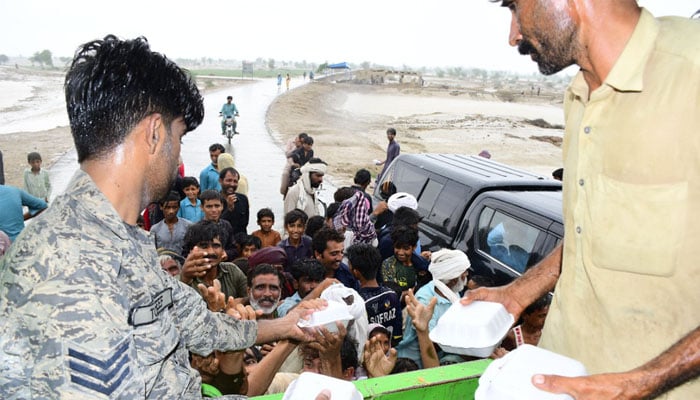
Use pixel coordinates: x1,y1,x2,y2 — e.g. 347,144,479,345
0,35,312,399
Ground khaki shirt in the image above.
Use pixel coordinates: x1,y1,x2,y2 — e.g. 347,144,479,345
539,9,700,398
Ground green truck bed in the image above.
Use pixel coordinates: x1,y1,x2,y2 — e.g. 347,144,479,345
252,358,491,400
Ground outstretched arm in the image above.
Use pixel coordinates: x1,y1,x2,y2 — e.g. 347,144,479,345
405,289,439,369
533,325,700,399
462,242,562,320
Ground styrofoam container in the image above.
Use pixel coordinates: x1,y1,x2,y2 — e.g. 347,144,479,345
283,372,363,400
429,301,514,357
297,299,354,333
476,344,588,400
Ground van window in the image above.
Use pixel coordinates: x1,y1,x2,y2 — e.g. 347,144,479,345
392,162,426,196
420,181,471,237
477,208,540,273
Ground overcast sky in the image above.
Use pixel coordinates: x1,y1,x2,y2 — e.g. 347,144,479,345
0,0,696,74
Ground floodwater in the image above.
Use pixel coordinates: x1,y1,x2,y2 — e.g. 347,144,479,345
47,77,335,231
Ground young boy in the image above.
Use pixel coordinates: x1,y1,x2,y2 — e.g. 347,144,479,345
252,208,282,248
23,152,51,202
151,191,192,256
380,226,430,301
180,220,248,301
278,209,312,272
177,176,204,222
347,243,403,346
199,189,237,261
231,233,261,274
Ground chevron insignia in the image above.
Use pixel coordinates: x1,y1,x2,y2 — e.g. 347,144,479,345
68,338,131,395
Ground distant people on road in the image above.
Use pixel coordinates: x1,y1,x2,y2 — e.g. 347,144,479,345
375,128,400,184
23,152,51,202
219,95,239,135
277,73,283,90
286,74,291,90
284,158,327,218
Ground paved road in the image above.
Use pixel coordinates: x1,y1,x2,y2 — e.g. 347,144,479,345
48,77,332,231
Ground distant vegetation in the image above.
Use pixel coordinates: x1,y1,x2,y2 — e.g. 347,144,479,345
29,50,53,68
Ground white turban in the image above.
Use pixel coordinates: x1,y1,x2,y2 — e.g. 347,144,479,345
387,192,417,212
429,249,471,303
300,160,327,175
321,283,368,362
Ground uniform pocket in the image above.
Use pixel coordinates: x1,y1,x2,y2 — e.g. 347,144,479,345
588,175,687,276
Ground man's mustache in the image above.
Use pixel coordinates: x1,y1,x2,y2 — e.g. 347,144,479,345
518,39,537,56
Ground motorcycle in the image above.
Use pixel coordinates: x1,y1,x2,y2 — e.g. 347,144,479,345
221,113,239,144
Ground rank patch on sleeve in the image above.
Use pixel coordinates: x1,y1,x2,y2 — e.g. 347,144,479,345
68,338,131,395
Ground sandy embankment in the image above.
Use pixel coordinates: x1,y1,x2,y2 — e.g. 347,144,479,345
266,78,566,188
1,66,566,191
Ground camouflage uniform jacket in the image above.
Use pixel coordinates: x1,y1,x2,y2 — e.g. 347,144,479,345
0,170,257,399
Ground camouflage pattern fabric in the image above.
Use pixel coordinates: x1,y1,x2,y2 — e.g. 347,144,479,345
0,170,258,399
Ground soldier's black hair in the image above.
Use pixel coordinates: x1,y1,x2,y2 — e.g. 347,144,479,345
65,35,203,162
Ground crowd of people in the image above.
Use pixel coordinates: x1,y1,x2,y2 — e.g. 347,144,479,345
131,136,550,396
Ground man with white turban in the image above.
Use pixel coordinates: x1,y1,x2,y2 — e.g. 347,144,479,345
396,248,470,368
284,158,327,218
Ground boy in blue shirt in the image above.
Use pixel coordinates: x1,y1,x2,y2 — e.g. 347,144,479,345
177,176,204,222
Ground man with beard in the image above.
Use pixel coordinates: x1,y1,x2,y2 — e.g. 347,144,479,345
0,35,317,398
463,2,700,398
246,264,284,319
284,158,327,217
219,167,249,236
396,249,469,368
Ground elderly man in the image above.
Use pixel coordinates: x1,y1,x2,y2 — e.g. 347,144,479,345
0,35,315,398
397,248,469,368
246,264,285,319
284,157,327,217
464,1,700,398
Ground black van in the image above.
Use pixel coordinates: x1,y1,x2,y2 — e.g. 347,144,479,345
373,154,563,286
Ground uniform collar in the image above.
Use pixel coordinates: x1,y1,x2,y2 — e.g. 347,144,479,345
68,169,142,241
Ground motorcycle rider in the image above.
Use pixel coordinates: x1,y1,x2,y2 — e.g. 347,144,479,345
219,95,239,135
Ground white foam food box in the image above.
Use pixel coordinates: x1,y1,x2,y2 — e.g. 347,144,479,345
429,301,514,357
476,344,588,400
